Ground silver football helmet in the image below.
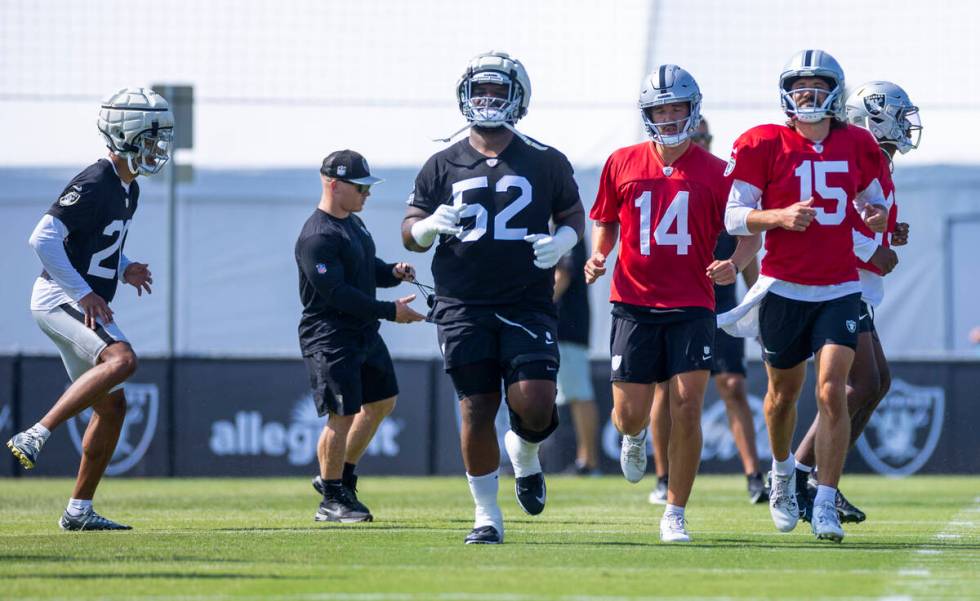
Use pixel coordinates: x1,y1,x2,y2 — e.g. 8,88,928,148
846,81,922,154
457,51,531,128
779,49,845,123
639,64,702,146
98,87,175,176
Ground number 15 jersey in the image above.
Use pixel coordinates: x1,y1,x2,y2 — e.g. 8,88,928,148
409,138,581,310
590,142,730,311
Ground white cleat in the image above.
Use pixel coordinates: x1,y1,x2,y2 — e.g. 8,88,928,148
812,500,845,542
660,512,691,543
619,430,648,483
768,470,800,532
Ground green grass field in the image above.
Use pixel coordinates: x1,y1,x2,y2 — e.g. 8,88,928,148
1,475,978,601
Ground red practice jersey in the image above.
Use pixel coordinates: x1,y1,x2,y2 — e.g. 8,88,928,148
590,142,729,310
855,152,897,275
728,123,883,285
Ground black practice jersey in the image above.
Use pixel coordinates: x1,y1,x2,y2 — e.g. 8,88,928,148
713,230,738,313
409,137,581,313
45,159,139,303
295,209,401,354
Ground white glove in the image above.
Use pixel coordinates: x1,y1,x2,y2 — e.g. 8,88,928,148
411,204,467,247
523,226,578,269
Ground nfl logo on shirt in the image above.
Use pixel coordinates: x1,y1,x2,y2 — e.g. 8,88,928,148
316,263,327,275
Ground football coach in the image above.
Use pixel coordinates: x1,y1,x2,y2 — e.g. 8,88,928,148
295,149,425,523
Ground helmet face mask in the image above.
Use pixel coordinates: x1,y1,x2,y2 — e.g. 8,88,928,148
457,52,530,128
846,81,922,155
779,50,845,123
639,64,702,147
98,87,175,177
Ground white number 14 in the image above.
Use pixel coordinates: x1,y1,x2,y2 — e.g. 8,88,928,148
634,190,692,255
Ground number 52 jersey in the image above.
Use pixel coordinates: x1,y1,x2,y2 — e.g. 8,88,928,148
409,138,581,311
590,142,730,311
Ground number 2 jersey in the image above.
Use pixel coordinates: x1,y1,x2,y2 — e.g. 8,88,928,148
32,159,138,309
727,123,883,286
409,137,582,314
590,141,729,311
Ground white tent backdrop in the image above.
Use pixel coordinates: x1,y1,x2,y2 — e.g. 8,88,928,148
1,165,978,358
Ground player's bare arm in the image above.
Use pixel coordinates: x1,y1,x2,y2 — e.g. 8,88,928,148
584,221,618,284
706,234,762,285
746,199,816,233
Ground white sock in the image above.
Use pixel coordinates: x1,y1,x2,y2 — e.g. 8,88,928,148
29,423,51,444
466,470,502,530
509,433,542,478
664,503,685,518
772,453,796,477
66,498,92,517
796,462,813,473
814,485,836,507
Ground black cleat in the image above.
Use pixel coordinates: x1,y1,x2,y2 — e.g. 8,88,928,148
836,489,867,523
795,469,816,523
464,525,502,544
314,474,372,516
59,508,131,531
747,472,769,504
514,472,546,515
315,483,372,523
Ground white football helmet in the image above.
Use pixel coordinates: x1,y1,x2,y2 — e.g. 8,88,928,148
98,87,175,176
779,49,845,123
639,64,702,147
457,51,531,128
846,81,922,155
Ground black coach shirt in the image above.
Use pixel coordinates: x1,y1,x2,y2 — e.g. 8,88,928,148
46,159,139,303
295,209,400,354
409,137,581,314
556,238,590,346
713,230,738,313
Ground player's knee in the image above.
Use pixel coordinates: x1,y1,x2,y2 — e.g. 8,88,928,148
613,402,648,436
508,405,558,443
366,396,396,420
670,398,701,430
816,381,847,418
765,388,796,413
105,346,138,380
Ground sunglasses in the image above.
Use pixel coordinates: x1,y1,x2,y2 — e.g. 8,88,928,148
330,178,371,194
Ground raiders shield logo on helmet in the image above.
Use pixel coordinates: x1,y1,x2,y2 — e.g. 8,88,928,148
855,379,945,476
863,93,887,116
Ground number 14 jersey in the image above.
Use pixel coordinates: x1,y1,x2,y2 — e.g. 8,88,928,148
590,142,729,311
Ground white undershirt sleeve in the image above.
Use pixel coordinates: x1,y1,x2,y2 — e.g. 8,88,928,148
725,179,763,235
853,229,878,263
854,177,886,212
29,214,93,302
118,253,132,283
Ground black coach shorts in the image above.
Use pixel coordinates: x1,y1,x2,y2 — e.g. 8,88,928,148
711,327,747,376
609,304,715,384
759,292,861,369
431,301,560,399
304,330,399,417
858,300,876,334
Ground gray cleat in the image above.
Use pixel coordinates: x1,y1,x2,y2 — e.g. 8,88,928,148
7,430,45,470
59,508,132,531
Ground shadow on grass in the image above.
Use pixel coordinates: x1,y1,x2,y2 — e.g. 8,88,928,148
520,538,980,551
0,572,310,580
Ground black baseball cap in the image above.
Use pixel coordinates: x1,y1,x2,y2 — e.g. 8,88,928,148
320,149,383,185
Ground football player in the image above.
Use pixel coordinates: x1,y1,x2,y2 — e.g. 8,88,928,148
646,117,767,507
720,50,895,542
791,81,922,524
402,51,585,544
7,88,173,530
585,66,760,542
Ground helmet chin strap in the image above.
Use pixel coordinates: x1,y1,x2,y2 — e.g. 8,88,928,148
433,121,548,151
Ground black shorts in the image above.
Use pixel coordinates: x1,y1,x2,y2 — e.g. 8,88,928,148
858,300,876,333
759,292,861,369
609,304,715,384
303,331,399,417
432,302,559,398
711,328,747,376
